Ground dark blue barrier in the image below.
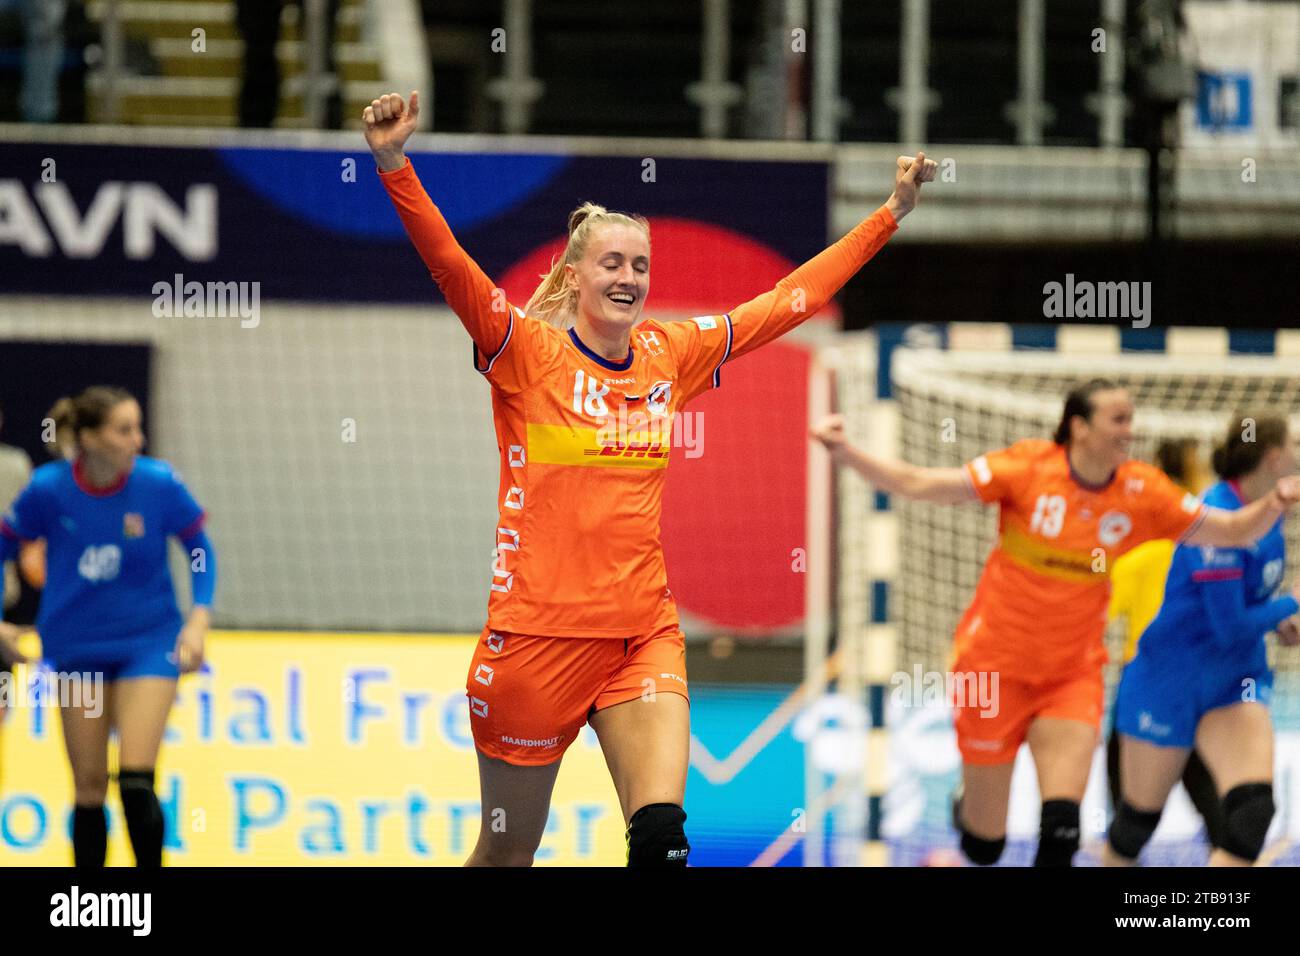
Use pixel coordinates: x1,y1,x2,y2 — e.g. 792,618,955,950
0,140,828,306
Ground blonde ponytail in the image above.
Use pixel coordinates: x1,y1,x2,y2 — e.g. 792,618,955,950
525,201,650,329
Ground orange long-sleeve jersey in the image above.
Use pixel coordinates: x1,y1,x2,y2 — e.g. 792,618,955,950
957,439,1207,678
380,157,897,637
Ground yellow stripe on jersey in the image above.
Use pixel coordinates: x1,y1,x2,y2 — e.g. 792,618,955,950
998,526,1108,584
526,422,672,469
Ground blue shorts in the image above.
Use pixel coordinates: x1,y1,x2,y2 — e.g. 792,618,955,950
1116,641,1272,748
43,620,182,683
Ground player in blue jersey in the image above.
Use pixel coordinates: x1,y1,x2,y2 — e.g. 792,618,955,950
0,387,216,867
1106,414,1299,866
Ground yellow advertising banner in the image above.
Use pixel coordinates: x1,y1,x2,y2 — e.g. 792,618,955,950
0,632,624,866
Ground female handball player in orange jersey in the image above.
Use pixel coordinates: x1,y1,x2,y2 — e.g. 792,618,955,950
812,381,1300,866
364,90,937,866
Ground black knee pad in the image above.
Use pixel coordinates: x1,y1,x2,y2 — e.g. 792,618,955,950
626,803,689,867
1108,801,1162,861
118,767,164,868
1034,799,1080,867
954,789,1006,865
1221,782,1273,863
117,767,157,801
959,830,1006,866
1182,751,1227,850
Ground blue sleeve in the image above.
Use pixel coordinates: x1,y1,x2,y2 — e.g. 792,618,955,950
1191,546,1299,645
164,468,214,608
2,481,46,608
163,469,205,538
178,526,216,608
2,480,47,541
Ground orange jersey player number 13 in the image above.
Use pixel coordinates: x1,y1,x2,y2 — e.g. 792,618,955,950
957,438,1207,679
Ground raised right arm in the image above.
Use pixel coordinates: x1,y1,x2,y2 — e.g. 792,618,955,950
366,91,510,359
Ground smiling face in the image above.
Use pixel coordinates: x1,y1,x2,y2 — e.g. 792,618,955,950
565,223,650,332
79,398,145,474
1071,388,1134,473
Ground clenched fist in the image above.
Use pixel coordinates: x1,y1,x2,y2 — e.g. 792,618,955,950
810,413,849,452
363,90,421,172
1275,474,1300,509
886,151,939,221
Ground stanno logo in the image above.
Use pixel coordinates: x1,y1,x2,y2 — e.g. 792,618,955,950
50,886,151,936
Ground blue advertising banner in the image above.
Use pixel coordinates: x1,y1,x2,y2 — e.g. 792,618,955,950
0,139,828,307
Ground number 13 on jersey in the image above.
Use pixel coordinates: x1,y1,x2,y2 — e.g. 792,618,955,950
1030,494,1067,538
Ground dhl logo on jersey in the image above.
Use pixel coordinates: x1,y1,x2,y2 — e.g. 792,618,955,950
526,422,672,469
998,527,1108,584
585,442,670,461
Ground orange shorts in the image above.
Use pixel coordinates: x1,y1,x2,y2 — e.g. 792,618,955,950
952,667,1103,766
465,622,690,767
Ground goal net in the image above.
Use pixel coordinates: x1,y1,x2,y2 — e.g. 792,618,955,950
888,347,1300,724
827,344,1300,865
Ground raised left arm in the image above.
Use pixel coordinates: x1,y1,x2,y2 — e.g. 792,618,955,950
726,153,937,362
